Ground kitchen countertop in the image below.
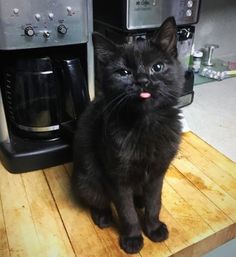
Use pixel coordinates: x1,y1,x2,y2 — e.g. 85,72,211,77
182,76,236,257
1,132,236,257
182,77,236,162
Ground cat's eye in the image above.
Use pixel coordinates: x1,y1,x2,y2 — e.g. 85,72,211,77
151,62,165,73
116,69,131,76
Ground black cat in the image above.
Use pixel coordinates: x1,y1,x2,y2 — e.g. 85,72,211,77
72,17,184,254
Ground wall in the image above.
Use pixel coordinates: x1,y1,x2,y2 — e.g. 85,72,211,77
194,0,236,60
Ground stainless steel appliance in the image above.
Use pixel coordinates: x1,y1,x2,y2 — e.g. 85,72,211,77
94,0,201,30
0,0,94,173
94,0,201,107
0,0,88,49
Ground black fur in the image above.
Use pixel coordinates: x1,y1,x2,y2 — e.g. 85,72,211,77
72,17,184,254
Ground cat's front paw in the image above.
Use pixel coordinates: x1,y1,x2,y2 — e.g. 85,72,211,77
120,235,144,254
145,222,169,242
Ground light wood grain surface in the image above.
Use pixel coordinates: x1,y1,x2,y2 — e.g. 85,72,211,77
1,132,236,257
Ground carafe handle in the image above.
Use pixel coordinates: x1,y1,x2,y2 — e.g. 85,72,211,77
58,58,90,118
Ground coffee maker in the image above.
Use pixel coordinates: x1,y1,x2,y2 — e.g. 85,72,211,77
0,0,94,173
93,0,201,107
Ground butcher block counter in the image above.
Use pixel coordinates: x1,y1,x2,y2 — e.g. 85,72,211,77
1,132,236,257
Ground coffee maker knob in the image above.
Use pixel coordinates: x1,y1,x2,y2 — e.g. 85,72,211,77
24,26,35,37
43,31,50,38
57,24,68,35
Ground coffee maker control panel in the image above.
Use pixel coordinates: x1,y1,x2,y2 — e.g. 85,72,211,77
127,0,201,30
0,0,88,49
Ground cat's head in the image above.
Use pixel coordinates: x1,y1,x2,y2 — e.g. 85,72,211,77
93,17,184,109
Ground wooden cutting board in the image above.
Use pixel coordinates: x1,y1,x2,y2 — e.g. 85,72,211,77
1,132,236,257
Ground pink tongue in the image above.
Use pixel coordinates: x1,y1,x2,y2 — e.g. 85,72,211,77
140,92,151,99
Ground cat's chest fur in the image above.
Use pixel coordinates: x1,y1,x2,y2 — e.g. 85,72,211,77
100,108,181,181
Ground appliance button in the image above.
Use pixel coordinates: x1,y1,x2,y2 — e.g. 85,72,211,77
43,31,50,38
13,8,19,15
24,26,35,37
57,24,67,35
35,13,41,21
186,9,192,17
48,12,54,20
66,6,72,16
187,0,193,8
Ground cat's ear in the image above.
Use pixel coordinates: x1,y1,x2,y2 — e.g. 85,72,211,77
151,16,177,57
92,32,117,63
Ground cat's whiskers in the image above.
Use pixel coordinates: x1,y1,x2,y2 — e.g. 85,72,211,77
158,87,176,104
104,94,132,136
104,95,128,121
102,92,127,114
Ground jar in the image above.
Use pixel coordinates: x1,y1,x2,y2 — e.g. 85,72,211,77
192,50,203,73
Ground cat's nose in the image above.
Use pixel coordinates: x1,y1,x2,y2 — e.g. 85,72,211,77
136,77,149,88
